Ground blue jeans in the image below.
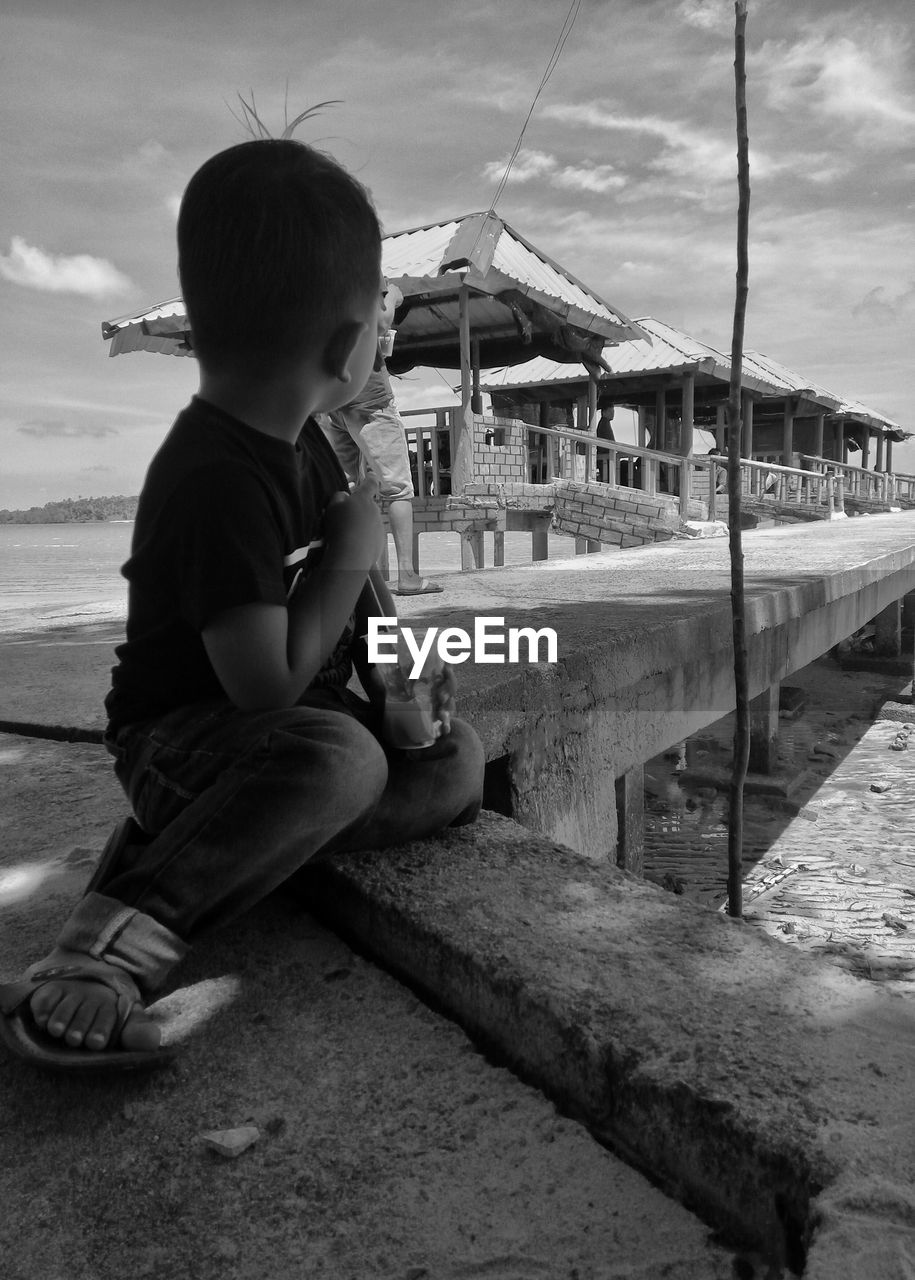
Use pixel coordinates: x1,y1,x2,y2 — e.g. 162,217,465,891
57,687,484,996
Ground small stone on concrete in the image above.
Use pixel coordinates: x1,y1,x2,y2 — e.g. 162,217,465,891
199,1125,260,1158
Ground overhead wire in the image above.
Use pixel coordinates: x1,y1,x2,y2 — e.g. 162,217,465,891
488,0,582,212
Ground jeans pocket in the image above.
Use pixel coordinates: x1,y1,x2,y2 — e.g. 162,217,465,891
131,755,202,834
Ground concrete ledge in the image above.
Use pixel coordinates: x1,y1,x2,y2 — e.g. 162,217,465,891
303,811,915,1279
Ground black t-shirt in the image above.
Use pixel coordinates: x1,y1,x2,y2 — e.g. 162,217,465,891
105,396,352,733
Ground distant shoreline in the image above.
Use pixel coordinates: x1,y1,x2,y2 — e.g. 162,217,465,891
0,517,135,526
0,496,138,524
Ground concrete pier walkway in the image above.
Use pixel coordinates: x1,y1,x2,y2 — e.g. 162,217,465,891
3,512,915,1277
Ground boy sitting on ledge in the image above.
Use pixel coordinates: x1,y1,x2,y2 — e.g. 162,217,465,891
0,137,484,1071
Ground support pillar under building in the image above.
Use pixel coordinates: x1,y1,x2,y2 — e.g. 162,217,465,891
749,682,780,775
615,764,644,876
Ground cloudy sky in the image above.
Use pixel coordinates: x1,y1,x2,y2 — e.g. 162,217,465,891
2,0,914,508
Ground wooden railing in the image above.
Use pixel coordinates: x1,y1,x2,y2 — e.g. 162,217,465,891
801,455,915,506
524,423,694,510
397,406,915,522
400,407,454,497
722,456,842,519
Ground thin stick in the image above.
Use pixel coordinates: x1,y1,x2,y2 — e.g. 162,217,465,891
726,0,751,918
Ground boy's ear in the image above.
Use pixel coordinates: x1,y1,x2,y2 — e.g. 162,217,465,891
323,320,369,385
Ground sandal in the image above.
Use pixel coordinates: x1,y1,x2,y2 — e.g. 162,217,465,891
0,958,174,1073
391,578,444,596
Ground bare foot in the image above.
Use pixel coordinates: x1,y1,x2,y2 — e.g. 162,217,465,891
27,949,160,1053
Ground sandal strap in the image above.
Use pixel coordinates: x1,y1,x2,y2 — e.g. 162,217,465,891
0,960,142,1017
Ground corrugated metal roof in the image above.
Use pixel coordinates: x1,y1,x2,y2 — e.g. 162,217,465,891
742,350,842,410
834,397,904,436
103,297,190,357
381,219,465,279
745,351,909,434
102,212,645,361
482,316,785,396
382,212,634,331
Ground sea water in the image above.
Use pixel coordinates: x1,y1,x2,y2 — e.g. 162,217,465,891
0,522,579,632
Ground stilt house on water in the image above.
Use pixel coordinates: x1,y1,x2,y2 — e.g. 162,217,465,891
102,213,913,564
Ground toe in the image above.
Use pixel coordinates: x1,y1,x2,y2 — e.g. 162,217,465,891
30,980,118,1048
119,1009,161,1053
82,1002,119,1051
44,990,88,1041
24,961,161,1056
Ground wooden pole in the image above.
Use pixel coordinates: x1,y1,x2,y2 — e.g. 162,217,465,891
726,0,751,919
742,392,754,459
654,388,667,449
453,286,475,494
471,337,482,415
814,412,825,459
681,373,695,457
781,398,794,466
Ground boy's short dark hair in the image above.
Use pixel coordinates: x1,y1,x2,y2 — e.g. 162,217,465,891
178,139,381,370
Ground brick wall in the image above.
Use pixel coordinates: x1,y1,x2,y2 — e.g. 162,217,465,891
552,481,681,548
460,479,706,550
472,416,528,485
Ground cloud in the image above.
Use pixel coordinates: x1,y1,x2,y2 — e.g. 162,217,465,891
758,25,915,147
552,163,628,195
547,101,743,178
0,236,133,298
482,147,627,197
18,419,118,439
675,0,732,32
851,284,915,325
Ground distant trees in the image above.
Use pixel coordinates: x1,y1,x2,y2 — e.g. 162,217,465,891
0,495,138,523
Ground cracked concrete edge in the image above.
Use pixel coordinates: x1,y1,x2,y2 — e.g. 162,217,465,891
299,811,915,1279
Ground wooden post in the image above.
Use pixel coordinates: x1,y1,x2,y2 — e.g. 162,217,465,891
531,524,549,561
749,683,780,774
453,287,475,495
680,372,695,457
615,765,644,875
716,403,726,451
587,376,598,429
781,398,794,466
887,437,894,473
540,402,555,481
814,412,824,459
861,427,871,474
459,525,484,571
637,406,647,449
875,431,885,473
575,394,588,433
742,392,754,458
470,337,483,415
678,458,691,514
874,601,902,656
655,388,667,450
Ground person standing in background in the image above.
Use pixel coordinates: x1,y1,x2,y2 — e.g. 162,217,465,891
320,281,443,596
